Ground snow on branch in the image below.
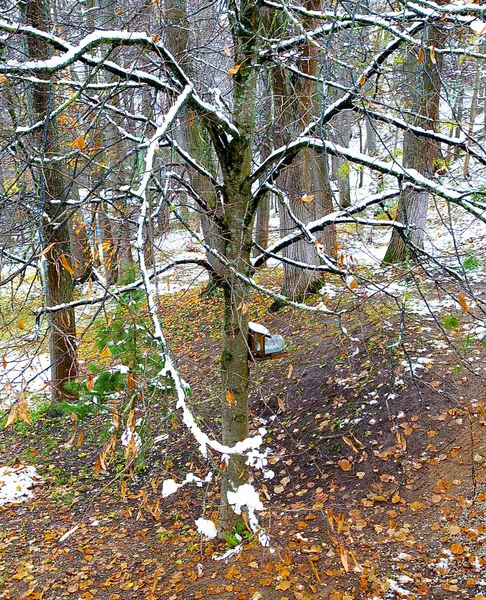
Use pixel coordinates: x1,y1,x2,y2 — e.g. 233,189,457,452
255,135,486,219
0,21,238,140
253,189,401,268
354,106,486,167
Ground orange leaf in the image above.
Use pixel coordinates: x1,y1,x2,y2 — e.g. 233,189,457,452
86,374,95,391
458,292,469,313
227,64,241,75
127,372,136,390
17,319,27,330
338,459,352,471
226,390,236,406
60,253,75,278
68,135,86,150
451,543,464,555
417,48,425,64
359,74,366,86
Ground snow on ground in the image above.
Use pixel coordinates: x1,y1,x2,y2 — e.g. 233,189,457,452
0,352,50,409
0,465,42,505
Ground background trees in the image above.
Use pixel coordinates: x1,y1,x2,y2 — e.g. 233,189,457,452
0,0,486,539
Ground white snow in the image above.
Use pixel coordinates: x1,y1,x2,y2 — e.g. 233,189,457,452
249,322,270,336
0,353,50,408
195,518,218,539
227,483,264,515
120,427,142,451
0,465,42,505
226,483,267,539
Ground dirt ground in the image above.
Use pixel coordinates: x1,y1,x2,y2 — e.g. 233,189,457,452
1,268,486,600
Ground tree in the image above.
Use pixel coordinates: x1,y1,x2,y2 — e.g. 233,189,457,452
1,0,486,540
383,23,445,264
25,0,78,402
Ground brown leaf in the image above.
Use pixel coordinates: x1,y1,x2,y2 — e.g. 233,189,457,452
417,48,425,64
224,44,231,57
430,46,436,64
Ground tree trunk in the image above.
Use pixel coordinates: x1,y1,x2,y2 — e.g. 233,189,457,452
253,194,270,258
383,24,445,264
26,0,78,402
271,0,336,301
70,206,93,283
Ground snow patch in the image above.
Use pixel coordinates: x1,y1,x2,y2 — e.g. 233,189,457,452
0,465,42,505
195,518,218,539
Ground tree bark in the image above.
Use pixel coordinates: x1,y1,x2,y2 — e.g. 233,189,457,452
383,24,445,264
26,0,78,402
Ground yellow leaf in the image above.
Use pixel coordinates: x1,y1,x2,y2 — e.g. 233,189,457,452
60,253,75,278
2,356,6,369
340,546,349,572
348,278,359,290
300,194,314,203
0,75,7,83
17,319,27,330
226,389,236,406
5,405,18,428
359,74,366,86
276,581,291,591
342,435,358,453
68,135,86,150
20,399,35,426
417,48,425,64
35,242,55,258
410,501,423,511
227,64,241,75
100,345,111,358
76,431,84,448
152,34,160,43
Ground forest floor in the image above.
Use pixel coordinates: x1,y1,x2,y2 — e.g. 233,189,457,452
1,204,486,600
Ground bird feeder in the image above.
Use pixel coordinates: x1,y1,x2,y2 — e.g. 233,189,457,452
248,322,288,361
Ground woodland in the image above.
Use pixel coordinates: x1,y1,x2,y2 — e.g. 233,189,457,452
0,0,486,597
